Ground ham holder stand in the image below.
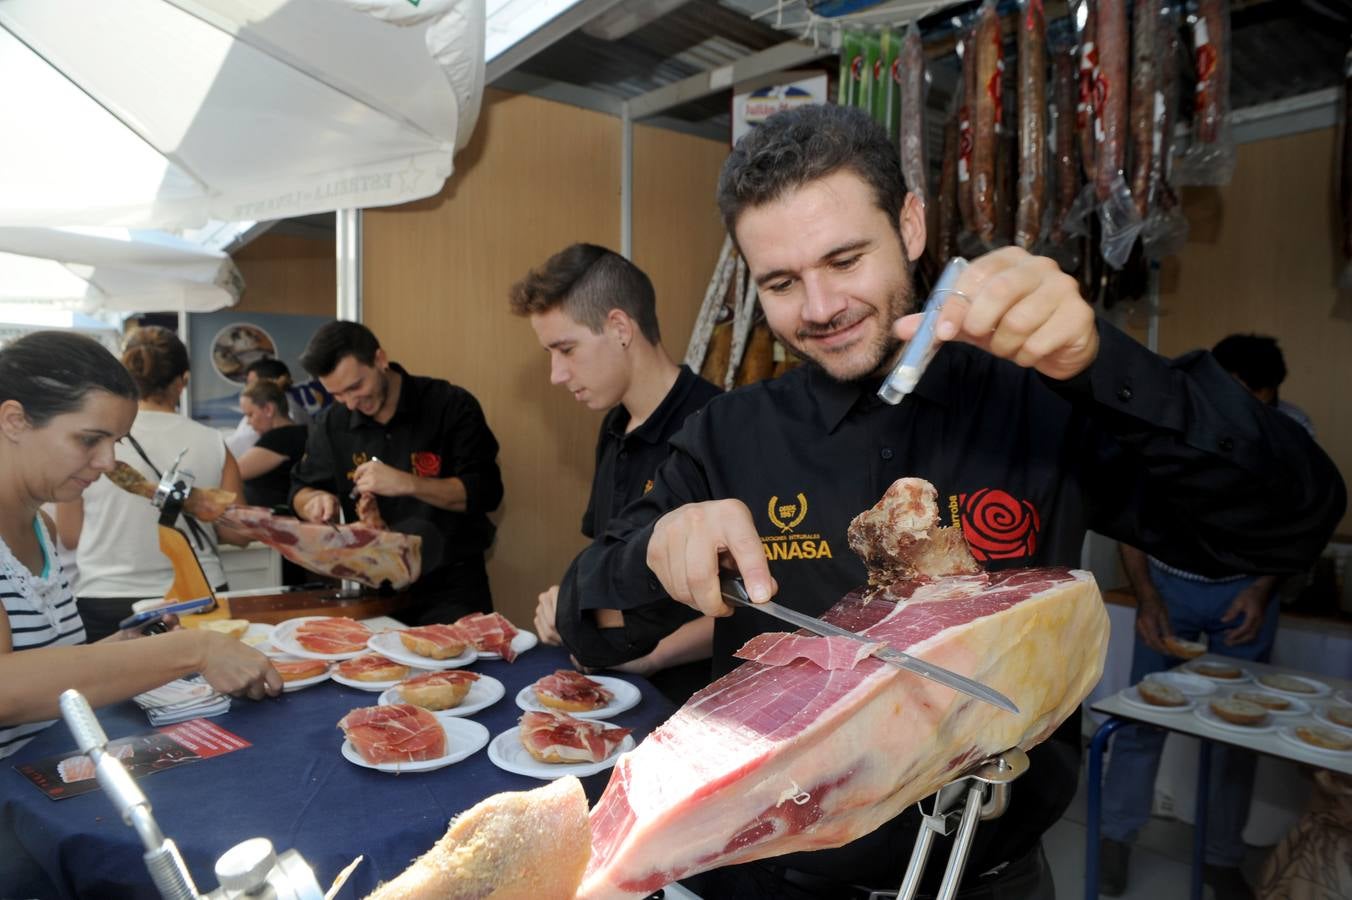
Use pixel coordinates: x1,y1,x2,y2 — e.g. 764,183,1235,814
887,747,1030,900
58,689,335,900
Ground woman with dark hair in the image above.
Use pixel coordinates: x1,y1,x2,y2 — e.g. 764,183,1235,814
0,331,279,762
56,326,250,641
236,378,308,509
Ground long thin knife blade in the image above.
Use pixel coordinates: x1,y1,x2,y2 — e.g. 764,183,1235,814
720,577,1019,715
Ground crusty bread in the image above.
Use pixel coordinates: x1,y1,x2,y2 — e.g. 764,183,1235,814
399,630,468,660
198,619,250,640
337,656,410,683
1294,725,1352,751
401,678,474,711
1137,681,1187,707
1326,705,1352,729
1209,698,1268,726
1258,673,1318,694
274,658,328,683
1162,636,1207,660
1189,661,1243,680
1234,691,1291,711
537,691,607,714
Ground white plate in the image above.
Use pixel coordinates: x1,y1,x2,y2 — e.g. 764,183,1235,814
270,616,371,661
1117,686,1194,714
1277,725,1352,756
1252,673,1331,698
341,717,490,773
477,629,539,661
367,631,477,670
487,725,634,779
1314,706,1352,733
1183,663,1252,684
1335,689,1352,707
378,675,506,718
1191,704,1276,735
1146,672,1217,697
1225,691,1311,717
515,676,641,720
331,665,427,692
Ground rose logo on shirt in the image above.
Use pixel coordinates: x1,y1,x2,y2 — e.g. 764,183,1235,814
410,452,441,478
957,488,1040,561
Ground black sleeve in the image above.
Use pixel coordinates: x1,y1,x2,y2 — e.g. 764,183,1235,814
567,420,717,613
440,391,503,516
1051,319,1346,576
288,419,340,512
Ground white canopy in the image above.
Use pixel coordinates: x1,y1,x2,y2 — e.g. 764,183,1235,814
0,0,485,229
0,227,243,313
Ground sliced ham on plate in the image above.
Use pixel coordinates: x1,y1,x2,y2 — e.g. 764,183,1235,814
338,704,446,764
519,711,631,765
399,623,470,660
456,612,520,662
533,670,613,712
295,617,372,654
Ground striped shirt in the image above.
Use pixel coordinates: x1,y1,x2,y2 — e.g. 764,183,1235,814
1,517,86,759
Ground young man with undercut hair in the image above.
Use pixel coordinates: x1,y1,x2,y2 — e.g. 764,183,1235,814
510,243,721,704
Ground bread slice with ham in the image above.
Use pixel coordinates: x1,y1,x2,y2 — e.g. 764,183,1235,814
399,624,469,660
400,671,480,711
337,654,410,682
455,612,520,662
519,711,630,765
533,670,613,713
339,704,445,764
274,658,329,683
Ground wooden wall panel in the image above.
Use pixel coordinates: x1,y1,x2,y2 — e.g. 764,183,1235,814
632,123,730,360
363,90,728,625
231,233,335,317
1156,127,1352,533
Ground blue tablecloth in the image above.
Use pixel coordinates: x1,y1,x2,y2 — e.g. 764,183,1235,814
2,646,674,899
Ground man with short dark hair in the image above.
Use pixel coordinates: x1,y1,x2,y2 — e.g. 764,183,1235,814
290,321,503,623
509,243,721,704
566,104,1343,898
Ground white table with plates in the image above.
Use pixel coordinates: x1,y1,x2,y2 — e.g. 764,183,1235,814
1084,655,1352,900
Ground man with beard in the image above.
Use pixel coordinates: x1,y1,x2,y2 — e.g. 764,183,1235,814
563,104,1343,898
291,322,503,623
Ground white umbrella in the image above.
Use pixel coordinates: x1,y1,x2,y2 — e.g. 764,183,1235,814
0,0,485,229
0,227,243,313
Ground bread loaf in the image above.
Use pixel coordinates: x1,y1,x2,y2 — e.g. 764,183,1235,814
198,619,250,640
1136,680,1187,707
1233,691,1291,711
1209,698,1268,726
1189,661,1243,680
1294,725,1352,751
1162,636,1206,659
1257,673,1318,694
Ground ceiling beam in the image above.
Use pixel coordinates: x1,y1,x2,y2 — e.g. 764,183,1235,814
486,0,631,84
627,38,835,120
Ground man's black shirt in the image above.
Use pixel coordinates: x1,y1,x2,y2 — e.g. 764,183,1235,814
566,319,1345,890
559,365,721,671
290,363,503,597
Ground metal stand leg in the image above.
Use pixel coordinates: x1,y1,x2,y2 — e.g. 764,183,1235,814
1191,739,1211,900
1086,716,1134,900
896,748,1030,900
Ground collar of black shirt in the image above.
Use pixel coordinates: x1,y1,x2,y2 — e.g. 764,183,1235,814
604,364,703,445
811,347,954,433
346,361,418,431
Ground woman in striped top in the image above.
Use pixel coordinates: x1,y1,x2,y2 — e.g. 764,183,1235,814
0,332,281,760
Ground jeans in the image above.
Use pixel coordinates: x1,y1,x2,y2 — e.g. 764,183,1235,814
1100,564,1281,866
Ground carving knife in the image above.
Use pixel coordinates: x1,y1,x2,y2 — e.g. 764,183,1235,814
720,576,1019,715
